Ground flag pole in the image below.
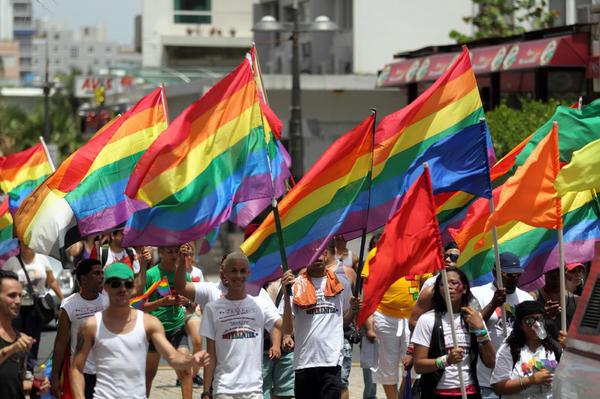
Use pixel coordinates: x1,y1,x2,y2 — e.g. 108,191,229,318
478,117,507,336
354,108,377,297
427,160,466,399
160,82,171,125
39,136,56,172
558,227,567,331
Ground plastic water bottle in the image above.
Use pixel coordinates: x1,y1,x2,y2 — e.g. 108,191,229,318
532,320,547,340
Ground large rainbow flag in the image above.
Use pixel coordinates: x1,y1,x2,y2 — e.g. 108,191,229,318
0,143,53,215
0,197,18,266
241,114,375,287
454,100,600,286
366,47,490,233
123,52,290,246
15,88,167,255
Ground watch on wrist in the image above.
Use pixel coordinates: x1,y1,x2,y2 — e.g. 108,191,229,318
201,392,212,399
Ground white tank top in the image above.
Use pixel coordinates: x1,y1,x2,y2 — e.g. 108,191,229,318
93,310,148,399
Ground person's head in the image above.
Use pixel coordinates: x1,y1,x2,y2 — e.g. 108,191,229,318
0,270,22,320
544,267,561,290
108,229,124,249
307,242,335,277
369,232,382,251
103,262,135,307
221,252,249,292
444,241,460,267
158,245,180,269
433,266,471,313
507,301,555,359
324,240,337,264
334,235,347,249
565,263,585,294
75,258,104,294
493,252,524,294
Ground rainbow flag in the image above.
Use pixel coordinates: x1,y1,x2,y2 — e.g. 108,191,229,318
156,276,170,297
0,197,18,266
62,87,167,236
366,47,489,233
123,51,290,246
241,115,375,286
129,277,162,310
0,143,53,215
15,88,167,255
455,100,600,286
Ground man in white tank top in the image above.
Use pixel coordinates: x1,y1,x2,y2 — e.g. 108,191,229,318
70,263,209,399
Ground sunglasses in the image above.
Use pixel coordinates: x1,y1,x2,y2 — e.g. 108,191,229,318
524,315,544,327
106,279,134,289
445,253,459,262
501,272,522,279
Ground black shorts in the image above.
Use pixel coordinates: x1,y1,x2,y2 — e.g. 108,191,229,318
294,366,341,399
148,327,188,353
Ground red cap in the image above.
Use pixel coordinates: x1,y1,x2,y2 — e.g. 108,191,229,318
566,262,585,272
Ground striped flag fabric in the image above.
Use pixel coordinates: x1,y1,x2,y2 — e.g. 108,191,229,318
0,197,18,266
555,137,600,194
241,114,375,287
123,52,290,246
0,143,53,215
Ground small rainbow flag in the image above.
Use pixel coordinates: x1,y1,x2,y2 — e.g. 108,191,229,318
0,197,18,267
129,276,168,309
156,276,170,297
0,143,53,215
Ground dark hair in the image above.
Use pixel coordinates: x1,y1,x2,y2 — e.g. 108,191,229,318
432,266,472,313
506,301,558,366
325,239,336,253
75,258,102,283
0,269,19,290
369,233,382,251
444,241,459,252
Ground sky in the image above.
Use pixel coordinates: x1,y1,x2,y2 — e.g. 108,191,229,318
33,0,141,46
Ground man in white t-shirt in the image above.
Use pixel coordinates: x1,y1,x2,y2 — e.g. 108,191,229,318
281,246,359,399
199,252,291,399
471,252,533,399
100,229,140,274
50,259,108,399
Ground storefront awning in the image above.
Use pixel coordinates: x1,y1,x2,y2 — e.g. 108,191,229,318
378,33,589,88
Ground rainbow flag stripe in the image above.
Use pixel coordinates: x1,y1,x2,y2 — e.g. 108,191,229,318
129,278,162,310
156,276,170,297
61,87,167,236
0,144,53,214
241,115,375,286
0,197,18,266
366,47,486,232
123,53,289,246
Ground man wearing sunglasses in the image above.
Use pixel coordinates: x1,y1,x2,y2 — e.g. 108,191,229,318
471,252,533,399
70,263,209,399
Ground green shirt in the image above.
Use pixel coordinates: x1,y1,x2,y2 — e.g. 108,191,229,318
145,264,191,332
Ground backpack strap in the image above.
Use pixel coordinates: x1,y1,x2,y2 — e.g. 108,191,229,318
125,247,135,266
100,246,108,267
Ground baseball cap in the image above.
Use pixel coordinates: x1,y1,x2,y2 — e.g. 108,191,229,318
103,262,134,282
498,252,523,273
566,262,585,272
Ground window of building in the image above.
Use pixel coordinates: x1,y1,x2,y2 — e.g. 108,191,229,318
106,46,112,54
71,46,79,58
173,0,212,24
88,46,94,54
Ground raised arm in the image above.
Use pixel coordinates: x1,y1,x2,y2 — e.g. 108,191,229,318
50,309,71,398
145,314,209,370
70,317,96,399
174,247,197,301
133,246,153,296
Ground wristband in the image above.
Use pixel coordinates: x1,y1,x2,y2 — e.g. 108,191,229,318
435,355,448,369
406,346,414,355
477,337,490,346
472,328,488,337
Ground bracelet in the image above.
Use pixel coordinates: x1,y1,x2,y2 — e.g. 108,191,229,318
477,337,490,346
435,355,448,369
472,328,488,337
406,345,414,355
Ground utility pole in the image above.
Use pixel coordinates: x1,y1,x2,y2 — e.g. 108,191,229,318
42,39,51,142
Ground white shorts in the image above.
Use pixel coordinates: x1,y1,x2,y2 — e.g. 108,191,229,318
373,311,410,385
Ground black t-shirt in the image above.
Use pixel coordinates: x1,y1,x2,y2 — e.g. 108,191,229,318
0,335,26,399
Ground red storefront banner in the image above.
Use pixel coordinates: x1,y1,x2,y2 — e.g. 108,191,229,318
501,33,588,71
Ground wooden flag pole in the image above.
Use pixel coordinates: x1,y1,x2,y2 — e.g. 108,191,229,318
39,136,56,172
489,201,508,337
354,108,377,297
441,267,468,399
558,225,567,331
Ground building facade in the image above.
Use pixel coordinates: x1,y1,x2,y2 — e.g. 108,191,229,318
30,22,141,82
11,0,33,81
141,0,254,68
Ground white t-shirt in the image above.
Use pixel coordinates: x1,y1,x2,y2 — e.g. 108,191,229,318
193,281,271,310
60,292,108,374
104,248,140,274
419,274,439,295
471,283,534,386
411,310,474,390
200,295,280,394
490,342,557,399
4,254,53,306
291,276,350,370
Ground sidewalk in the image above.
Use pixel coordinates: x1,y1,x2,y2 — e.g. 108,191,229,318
149,364,387,399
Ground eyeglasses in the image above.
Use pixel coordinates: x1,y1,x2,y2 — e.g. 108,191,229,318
106,279,134,289
523,315,544,327
501,272,522,279
445,253,459,262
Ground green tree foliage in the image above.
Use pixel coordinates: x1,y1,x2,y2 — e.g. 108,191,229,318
485,98,563,157
450,0,557,43
0,69,85,161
